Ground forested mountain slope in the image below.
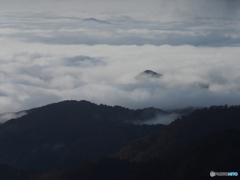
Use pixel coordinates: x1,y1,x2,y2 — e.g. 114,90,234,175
35,129,240,180
0,100,165,171
112,105,240,161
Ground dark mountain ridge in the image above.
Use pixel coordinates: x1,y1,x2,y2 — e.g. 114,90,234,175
0,103,239,179
31,129,240,180
0,100,166,171
112,105,240,161
83,18,111,24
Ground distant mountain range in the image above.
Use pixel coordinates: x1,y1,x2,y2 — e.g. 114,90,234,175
83,18,111,24
0,101,239,179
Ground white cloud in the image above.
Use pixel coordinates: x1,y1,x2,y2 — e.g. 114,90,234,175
0,0,239,114
0,111,27,123
0,1,240,47
0,41,240,113
133,113,180,125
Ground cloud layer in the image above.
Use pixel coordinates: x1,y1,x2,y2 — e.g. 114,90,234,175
0,43,240,113
0,0,240,113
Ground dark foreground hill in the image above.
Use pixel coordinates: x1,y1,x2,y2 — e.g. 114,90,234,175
112,105,240,161
0,104,240,179
0,100,166,171
27,129,240,180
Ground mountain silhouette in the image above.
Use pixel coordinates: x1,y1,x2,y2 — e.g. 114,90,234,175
0,100,165,171
141,70,162,77
112,105,240,161
83,18,111,24
31,129,240,180
136,70,162,81
0,103,239,179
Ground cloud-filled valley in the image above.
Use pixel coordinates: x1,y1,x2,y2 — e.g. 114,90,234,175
1,44,240,113
0,0,240,113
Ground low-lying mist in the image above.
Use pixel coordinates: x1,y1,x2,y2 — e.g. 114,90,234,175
133,113,180,125
0,111,27,124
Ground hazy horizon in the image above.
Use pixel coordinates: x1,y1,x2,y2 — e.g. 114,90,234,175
0,0,240,113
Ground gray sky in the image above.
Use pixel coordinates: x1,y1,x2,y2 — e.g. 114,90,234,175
0,0,240,113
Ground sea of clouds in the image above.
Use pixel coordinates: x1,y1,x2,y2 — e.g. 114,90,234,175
0,0,240,113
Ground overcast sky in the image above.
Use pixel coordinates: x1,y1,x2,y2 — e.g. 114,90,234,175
0,0,240,113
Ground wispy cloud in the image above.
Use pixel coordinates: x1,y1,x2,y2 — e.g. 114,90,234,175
133,113,180,125
0,111,27,123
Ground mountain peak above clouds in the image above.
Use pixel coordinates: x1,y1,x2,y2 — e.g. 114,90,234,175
83,18,111,24
142,70,162,77
136,70,162,81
